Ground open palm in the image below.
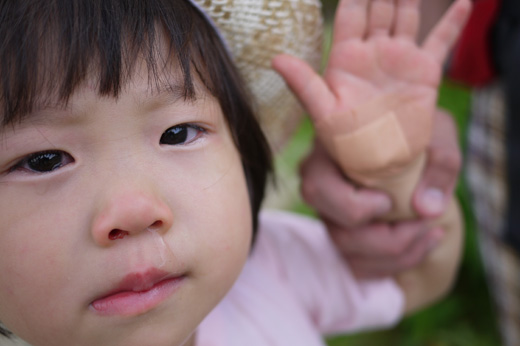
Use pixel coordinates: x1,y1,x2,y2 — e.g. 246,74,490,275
273,0,471,164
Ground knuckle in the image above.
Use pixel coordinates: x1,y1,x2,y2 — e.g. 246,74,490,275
344,195,381,225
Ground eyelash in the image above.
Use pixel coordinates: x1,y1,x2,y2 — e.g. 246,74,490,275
9,150,74,175
7,124,206,175
159,124,206,146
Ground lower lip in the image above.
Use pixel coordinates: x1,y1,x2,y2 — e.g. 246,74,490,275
90,277,184,316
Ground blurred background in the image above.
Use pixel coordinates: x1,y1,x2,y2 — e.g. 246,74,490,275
264,0,502,344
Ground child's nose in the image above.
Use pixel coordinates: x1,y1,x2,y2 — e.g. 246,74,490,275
91,190,173,247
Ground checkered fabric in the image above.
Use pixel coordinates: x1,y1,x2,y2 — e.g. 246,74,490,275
466,82,520,346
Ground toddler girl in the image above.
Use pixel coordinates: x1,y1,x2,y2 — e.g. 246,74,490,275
0,0,470,345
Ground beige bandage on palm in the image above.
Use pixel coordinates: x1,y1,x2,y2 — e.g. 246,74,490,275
315,92,432,220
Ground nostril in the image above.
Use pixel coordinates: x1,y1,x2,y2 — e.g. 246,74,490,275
149,221,163,229
108,229,129,240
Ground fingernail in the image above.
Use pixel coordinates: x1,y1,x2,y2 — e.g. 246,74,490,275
421,188,445,215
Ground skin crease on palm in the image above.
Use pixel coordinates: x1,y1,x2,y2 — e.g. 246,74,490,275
0,58,252,346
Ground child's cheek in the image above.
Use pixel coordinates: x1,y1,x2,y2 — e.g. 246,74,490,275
172,134,238,189
0,187,77,335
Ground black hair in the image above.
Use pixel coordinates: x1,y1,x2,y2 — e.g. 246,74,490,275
0,0,273,338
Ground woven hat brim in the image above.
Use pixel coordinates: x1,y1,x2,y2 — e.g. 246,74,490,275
189,0,323,151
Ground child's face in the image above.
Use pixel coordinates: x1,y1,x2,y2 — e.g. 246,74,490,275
0,64,252,345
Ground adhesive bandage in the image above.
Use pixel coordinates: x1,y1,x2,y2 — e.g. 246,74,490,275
315,94,434,219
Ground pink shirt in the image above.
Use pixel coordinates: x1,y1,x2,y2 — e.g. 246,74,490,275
196,210,404,346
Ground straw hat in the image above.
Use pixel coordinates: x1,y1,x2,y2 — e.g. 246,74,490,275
189,0,323,151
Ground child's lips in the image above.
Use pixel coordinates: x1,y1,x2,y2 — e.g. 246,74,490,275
90,268,186,316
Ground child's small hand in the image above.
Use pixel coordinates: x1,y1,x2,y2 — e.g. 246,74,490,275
273,0,471,174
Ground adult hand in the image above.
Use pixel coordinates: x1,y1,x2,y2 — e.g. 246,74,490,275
326,218,444,278
299,139,393,229
413,109,462,218
299,109,461,278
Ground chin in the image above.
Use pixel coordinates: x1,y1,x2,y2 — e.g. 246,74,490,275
77,328,194,346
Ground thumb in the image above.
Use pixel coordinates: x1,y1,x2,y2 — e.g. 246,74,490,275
271,54,334,122
413,110,461,217
413,184,448,218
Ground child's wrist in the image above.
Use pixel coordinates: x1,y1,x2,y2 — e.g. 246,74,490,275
360,154,426,220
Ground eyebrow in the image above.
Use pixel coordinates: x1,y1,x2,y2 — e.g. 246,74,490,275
3,106,84,130
1,79,201,130
138,81,199,109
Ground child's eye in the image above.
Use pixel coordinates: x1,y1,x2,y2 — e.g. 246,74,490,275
160,124,205,145
10,150,74,174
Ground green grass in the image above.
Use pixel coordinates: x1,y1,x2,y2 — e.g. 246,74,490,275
272,81,501,345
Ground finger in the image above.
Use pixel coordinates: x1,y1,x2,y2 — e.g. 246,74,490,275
348,226,443,279
413,110,461,217
329,219,429,258
332,0,369,44
367,0,395,39
422,0,472,64
300,141,392,228
392,0,420,41
272,54,334,120
413,149,460,217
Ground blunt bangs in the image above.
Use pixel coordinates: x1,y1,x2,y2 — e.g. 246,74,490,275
0,0,215,125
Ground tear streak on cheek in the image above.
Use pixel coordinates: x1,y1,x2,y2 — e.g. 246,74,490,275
147,227,170,269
